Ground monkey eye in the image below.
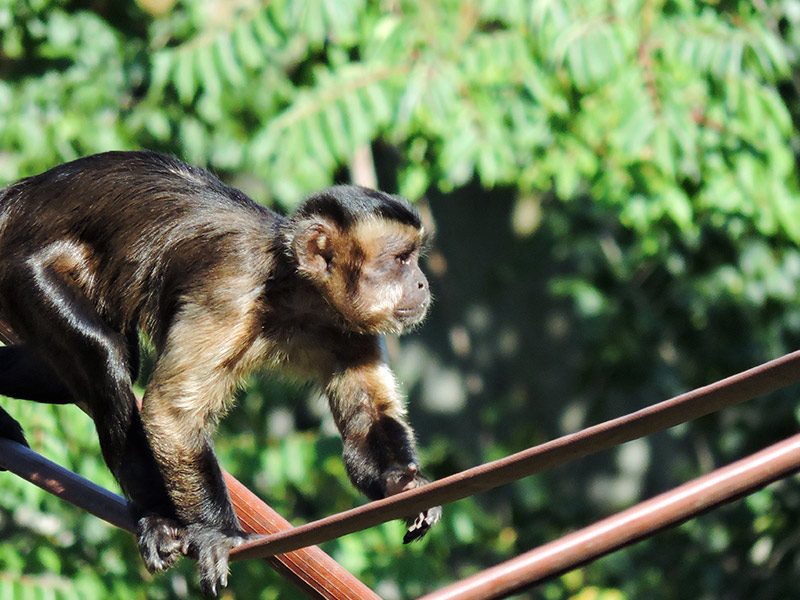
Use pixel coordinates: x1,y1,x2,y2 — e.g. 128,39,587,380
395,250,413,265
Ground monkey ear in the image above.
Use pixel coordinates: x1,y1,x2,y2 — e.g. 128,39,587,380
293,219,337,277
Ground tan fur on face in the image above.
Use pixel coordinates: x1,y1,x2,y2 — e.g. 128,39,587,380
350,219,425,268
288,214,428,335
336,218,425,334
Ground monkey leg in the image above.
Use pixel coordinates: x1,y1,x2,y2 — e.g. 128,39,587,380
0,346,52,455
326,357,442,543
0,260,184,566
0,345,73,403
0,346,76,468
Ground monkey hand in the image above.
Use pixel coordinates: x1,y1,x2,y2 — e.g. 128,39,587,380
183,524,249,597
136,515,187,573
382,463,442,544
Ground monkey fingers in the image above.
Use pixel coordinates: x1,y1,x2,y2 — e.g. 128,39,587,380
183,525,250,597
382,462,424,496
136,515,188,573
403,505,443,543
382,463,443,544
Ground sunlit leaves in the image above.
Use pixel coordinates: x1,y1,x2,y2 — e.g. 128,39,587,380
149,9,285,104
249,62,401,202
664,12,789,81
6,0,794,243
0,8,128,175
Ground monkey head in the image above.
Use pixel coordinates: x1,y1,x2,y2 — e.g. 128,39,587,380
288,186,431,335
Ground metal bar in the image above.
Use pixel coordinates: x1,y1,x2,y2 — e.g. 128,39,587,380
0,322,379,600
223,472,380,599
0,438,136,531
232,349,800,560
418,432,800,600
0,437,379,599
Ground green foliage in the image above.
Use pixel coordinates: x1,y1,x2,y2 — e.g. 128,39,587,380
2,0,800,598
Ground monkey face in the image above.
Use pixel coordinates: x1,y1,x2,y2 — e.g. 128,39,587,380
292,216,430,335
353,219,430,333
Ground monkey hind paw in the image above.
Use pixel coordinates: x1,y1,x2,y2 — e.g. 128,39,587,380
137,515,187,573
184,525,249,597
403,505,442,544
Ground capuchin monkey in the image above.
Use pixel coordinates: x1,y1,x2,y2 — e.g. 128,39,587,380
0,151,441,595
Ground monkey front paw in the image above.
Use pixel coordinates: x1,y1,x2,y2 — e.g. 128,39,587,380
183,525,249,597
137,515,187,573
382,463,442,544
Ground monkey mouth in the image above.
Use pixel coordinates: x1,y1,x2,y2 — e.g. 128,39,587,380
394,304,428,327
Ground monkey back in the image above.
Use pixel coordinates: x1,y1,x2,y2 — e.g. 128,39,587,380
0,151,280,347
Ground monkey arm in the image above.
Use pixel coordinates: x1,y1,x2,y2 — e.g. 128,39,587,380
139,396,238,530
140,369,244,595
140,304,263,595
326,359,420,499
323,336,441,540
141,340,247,532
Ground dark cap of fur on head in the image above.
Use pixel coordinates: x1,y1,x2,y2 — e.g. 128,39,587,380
292,185,422,230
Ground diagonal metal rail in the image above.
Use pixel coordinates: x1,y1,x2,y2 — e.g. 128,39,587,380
232,349,800,560
418,432,800,600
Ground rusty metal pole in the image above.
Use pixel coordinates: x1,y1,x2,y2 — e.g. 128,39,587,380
418,433,800,600
0,438,136,530
223,472,381,599
233,349,800,559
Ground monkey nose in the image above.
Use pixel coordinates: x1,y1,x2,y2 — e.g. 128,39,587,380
417,280,425,290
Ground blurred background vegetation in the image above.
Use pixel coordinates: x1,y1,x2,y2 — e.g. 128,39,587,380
2,0,800,598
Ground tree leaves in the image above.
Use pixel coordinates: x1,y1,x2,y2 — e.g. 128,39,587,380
664,13,789,81
249,62,401,202
2,0,798,238
0,0,797,279
149,9,285,104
